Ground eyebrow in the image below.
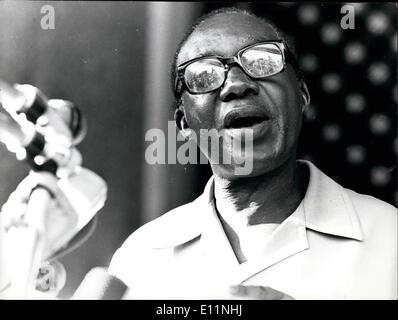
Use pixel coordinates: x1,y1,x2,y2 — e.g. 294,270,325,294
188,47,226,60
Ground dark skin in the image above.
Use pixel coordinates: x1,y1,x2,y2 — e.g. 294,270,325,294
175,12,310,299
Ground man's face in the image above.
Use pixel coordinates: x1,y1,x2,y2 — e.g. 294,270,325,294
177,13,305,179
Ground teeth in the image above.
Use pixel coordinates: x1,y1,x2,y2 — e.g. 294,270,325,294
229,116,265,128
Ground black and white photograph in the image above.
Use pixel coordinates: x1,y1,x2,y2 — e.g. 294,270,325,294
0,0,396,306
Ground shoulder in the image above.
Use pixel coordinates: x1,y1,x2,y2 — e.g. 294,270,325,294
302,159,397,233
345,188,397,240
346,188,396,221
108,197,203,278
124,199,203,249
345,189,397,297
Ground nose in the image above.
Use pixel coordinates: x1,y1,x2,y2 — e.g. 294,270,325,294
219,66,259,102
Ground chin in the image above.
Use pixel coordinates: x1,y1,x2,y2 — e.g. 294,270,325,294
212,163,271,181
213,142,294,180
211,155,279,180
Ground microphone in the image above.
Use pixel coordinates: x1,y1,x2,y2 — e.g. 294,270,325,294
72,267,128,300
0,103,36,155
0,80,87,145
0,80,87,173
0,80,106,298
0,105,69,174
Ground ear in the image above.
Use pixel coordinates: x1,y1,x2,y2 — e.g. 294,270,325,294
174,108,193,140
299,81,311,112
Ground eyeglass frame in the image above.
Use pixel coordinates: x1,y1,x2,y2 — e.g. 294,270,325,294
174,40,297,96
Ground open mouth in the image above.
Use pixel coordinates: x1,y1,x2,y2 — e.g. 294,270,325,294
223,108,270,129
226,115,268,129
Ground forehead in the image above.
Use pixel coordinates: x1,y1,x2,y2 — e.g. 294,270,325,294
178,13,280,65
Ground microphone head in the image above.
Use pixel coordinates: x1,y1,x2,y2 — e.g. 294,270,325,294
72,267,127,300
0,81,87,146
46,99,87,146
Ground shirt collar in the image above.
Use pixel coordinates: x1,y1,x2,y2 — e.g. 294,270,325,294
201,160,363,241
151,160,363,248
299,160,363,241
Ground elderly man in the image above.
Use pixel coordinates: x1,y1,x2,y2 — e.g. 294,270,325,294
1,7,395,300
108,8,397,300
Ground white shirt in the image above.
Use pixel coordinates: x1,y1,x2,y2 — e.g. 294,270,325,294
109,160,397,299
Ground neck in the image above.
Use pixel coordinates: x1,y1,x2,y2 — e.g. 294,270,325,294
213,158,308,232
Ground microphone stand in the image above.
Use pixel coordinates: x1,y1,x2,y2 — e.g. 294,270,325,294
7,187,53,299
0,79,67,299
0,79,107,299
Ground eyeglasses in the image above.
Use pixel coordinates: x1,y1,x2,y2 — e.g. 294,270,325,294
174,40,293,95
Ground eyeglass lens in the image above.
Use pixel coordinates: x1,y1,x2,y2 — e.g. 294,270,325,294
183,43,284,93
